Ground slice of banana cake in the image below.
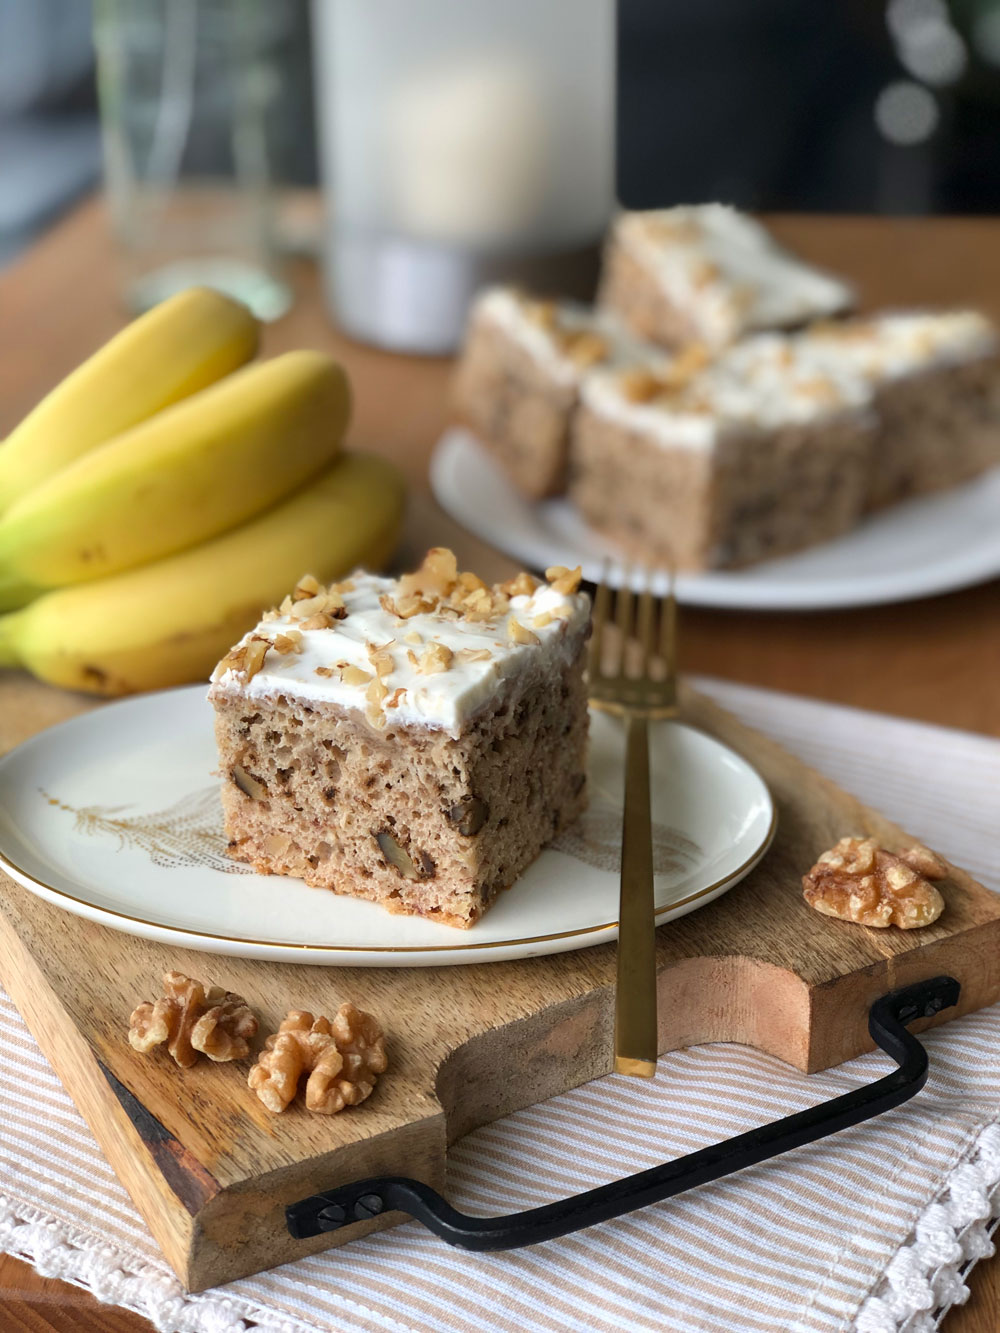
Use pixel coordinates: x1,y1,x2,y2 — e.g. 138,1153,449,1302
598,205,853,352
795,310,1000,509
569,333,875,570
452,286,661,500
209,549,590,928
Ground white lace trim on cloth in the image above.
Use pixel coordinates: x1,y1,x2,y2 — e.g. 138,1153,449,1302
0,1193,319,1333
856,1122,1000,1332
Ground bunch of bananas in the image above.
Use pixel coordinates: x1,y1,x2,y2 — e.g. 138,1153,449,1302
0,288,405,695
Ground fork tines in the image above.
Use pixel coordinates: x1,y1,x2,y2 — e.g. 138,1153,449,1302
588,565,677,706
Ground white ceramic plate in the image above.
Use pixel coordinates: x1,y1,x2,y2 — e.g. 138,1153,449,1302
0,686,774,967
431,427,1000,611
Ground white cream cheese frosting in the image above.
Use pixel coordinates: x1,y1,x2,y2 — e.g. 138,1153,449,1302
581,331,873,450
473,286,664,386
209,564,590,739
796,310,997,382
614,205,854,348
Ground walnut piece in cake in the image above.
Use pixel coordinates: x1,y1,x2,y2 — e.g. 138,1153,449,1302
802,836,947,929
248,1005,387,1114
209,550,591,928
128,972,259,1068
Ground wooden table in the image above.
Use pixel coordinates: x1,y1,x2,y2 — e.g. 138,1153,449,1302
0,198,997,1331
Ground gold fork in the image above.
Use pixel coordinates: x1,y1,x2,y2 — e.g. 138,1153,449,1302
588,567,678,1077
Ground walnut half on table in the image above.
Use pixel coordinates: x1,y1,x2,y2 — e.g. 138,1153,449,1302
803,836,947,929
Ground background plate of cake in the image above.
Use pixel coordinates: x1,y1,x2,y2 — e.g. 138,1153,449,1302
0,558,774,967
437,204,1000,611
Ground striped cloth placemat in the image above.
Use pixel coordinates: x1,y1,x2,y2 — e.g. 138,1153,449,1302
0,677,998,1333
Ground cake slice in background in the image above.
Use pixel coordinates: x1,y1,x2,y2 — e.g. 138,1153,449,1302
796,310,1000,509
209,550,590,929
598,204,853,352
570,333,874,570
451,287,662,499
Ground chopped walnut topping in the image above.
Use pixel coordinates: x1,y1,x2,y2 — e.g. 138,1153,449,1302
129,971,258,1068
418,643,454,674
248,1005,387,1115
621,368,666,403
690,259,719,289
226,636,269,681
501,571,538,598
619,344,709,404
545,565,583,596
380,591,429,620
365,675,389,727
562,330,608,368
522,297,558,330
288,593,325,619
366,644,395,678
314,666,335,677
330,578,355,593
461,587,495,618
340,665,372,686
533,612,553,628
457,647,492,662
246,637,269,675
797,375,842,404
667,342,711,382
292,574,321,601
398,546,458,600
386,687,406,709
803,836,946,929
272,631,303,655
406,649,419,667
404,631,423,645
375,549,565,630
508,618,540,646
289,590,346,624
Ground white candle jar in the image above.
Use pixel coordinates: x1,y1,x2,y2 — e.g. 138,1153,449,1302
312,0,616,352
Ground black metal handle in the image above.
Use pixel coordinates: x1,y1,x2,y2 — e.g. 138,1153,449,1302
286,975,960,1251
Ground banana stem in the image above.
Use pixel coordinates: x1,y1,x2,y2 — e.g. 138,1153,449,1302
0,610,24,668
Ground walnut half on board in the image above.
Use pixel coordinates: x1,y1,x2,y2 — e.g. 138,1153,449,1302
128,971,259,1068
802,836,947,929
248,1004,388,1115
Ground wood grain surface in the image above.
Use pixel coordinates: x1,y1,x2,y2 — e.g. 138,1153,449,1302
0,198,998,1329
1,678,998,1293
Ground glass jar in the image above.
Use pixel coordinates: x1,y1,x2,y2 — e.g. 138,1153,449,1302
94,0,292,320
312,0,616,352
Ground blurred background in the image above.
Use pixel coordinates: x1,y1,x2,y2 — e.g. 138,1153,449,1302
1,0,999,290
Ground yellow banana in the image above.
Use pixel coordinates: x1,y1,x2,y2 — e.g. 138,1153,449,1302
0,287,258,511
0,452,405,696
0,350,351,609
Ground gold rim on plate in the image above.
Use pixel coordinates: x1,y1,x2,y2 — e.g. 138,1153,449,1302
0,807,776,955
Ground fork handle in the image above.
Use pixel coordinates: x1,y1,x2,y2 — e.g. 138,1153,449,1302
614,712,658,1077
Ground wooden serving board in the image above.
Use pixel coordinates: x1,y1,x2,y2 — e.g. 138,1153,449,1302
0,683,998,1293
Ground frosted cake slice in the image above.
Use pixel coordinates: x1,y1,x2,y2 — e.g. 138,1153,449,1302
569,334,875,570
209,550,590,929
796,310,1000,509
598,205,853,352
452,287,662,499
